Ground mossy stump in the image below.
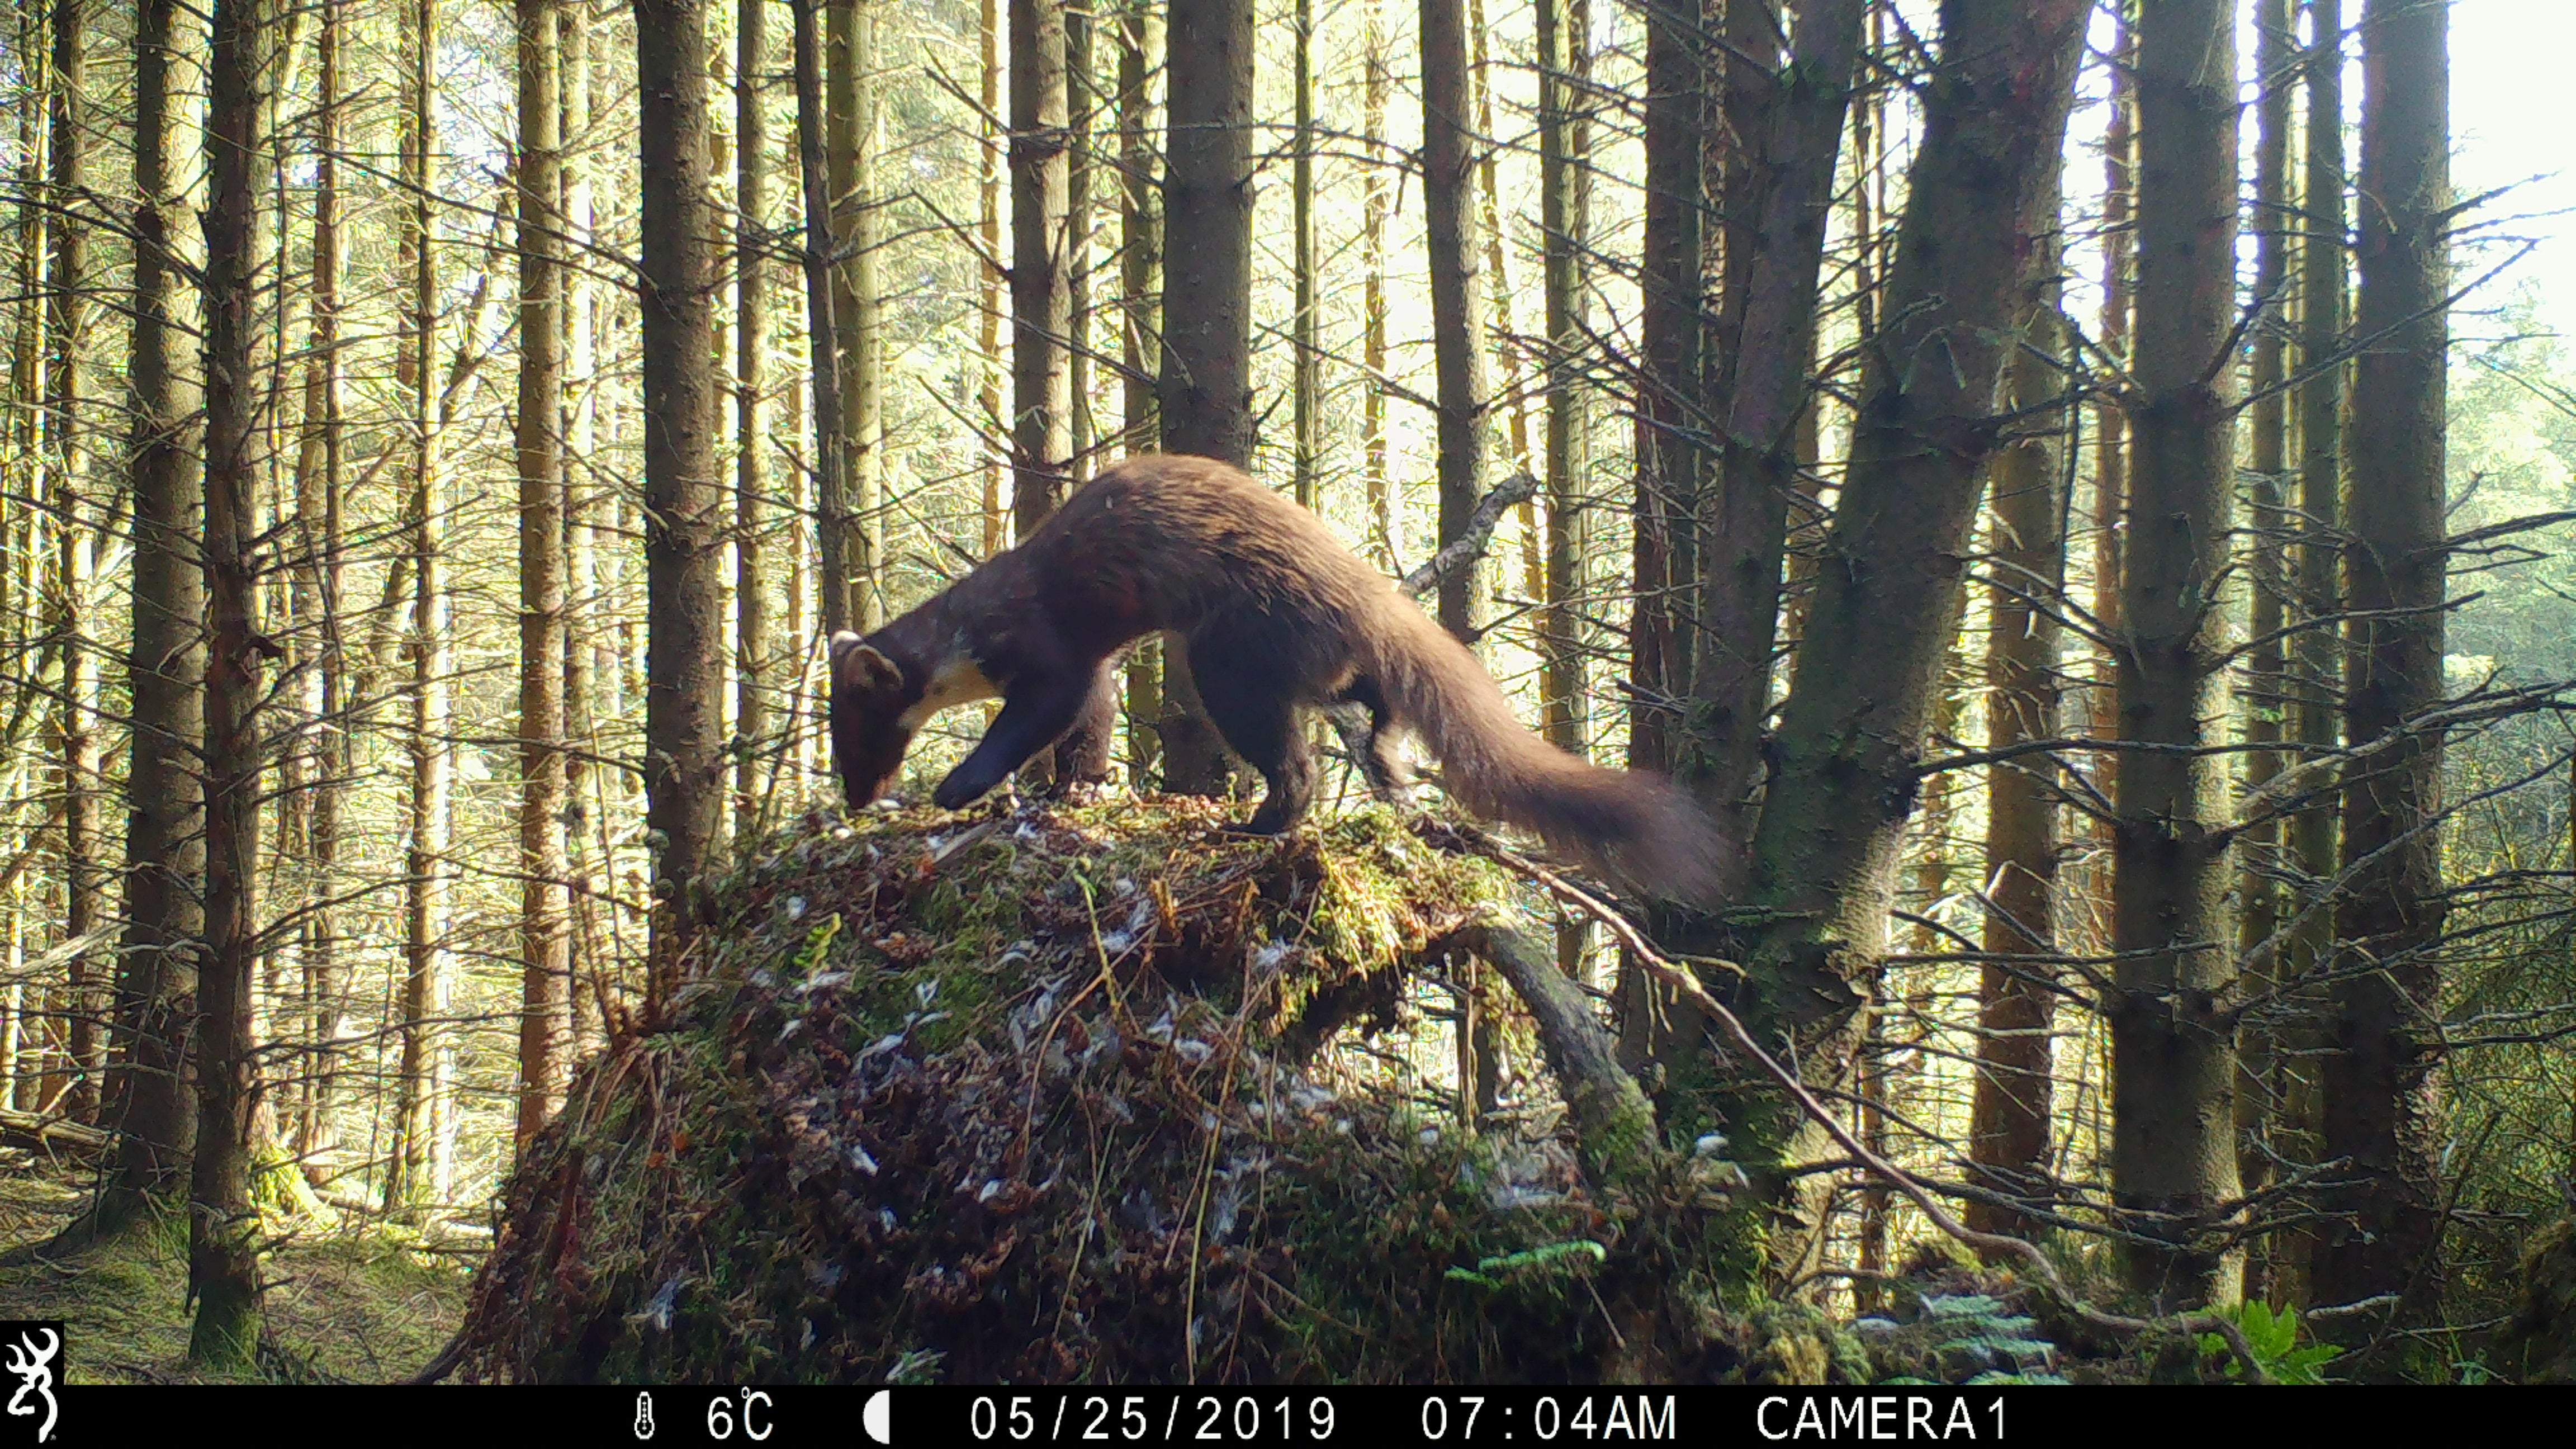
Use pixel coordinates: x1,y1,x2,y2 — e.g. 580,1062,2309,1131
447,800,1711,1384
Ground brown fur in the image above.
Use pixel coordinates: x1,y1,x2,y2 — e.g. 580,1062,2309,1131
830,454,1726,904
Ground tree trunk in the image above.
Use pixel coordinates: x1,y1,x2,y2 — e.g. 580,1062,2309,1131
829,0,885,629
1011,0,1072,536
386,0,450,1215
2111,0,2243,1307
637,0,724,1005
191,0,270,1365
1633,0,1865,1072
514,0,572,1149
112,0,209,1213
2235,0,2295,1253
1155,0,1254,795
1684,0,1865,873
1626,0,1701,779
2279,0,2346,1309
1115,0,1161,784
979,0,1006,555
1419,0,1488,640
2315,0,2449,1330
1361,0,1393,569
44,0,106,1128
1537,0,1589,769
2091,3,2135,752
293,0,348,1166
1291,0,1319,512
1966,163,2068,1240
735,0,774,839
791,0,851,645
1721,0,2089,1280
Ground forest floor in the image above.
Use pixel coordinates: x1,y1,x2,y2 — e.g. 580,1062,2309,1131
0,1149,471,1383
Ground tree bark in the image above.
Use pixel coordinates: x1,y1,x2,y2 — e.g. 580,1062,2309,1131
290,0,348,1166
1966,163,2068,1240
386,0,451,1215
1011,0,1072,535
791,0,851,643
735,0,774,839
2315,0,2449,1329
1361,0,1394,570
828,0,885,629
979,0,1006,555
112,0,208,1211
2111,0,2243,1307
1154,0,1254,795
1115,0,1161,784
1292,0,1320,512
515,0,572,1150
1420,0,1489,640
637,0,725,1005
191,0,269,1365
2279,0,2346,1308
44,0,103,1126
1537,0,1589,769
1626,0,1701,778
1721,0,2088,1280
1683,0,1866,876
2235,0,2295,1247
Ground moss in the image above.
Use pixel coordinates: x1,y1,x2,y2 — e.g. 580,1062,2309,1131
448,798,1713,1384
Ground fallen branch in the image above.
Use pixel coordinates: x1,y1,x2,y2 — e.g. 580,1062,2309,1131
1427,823,2271,1382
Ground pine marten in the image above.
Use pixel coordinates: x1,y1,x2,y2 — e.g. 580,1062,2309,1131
828,453,1725,903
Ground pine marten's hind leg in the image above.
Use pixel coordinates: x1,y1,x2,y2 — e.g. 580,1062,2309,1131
1032,660,1121,798
1337,675,1413,806
1192,647,1317,836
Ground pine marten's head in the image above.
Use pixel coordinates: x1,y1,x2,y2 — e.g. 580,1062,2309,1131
828,631,924,810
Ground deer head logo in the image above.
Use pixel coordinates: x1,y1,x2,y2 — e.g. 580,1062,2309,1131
3,1327,57,1445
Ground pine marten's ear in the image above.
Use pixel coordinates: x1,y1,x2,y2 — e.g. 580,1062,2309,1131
831,632,905,695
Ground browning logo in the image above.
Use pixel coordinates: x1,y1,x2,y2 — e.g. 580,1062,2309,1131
0,1322,59,1445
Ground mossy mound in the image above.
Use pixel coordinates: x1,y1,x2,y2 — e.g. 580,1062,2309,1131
449,798,1675,1384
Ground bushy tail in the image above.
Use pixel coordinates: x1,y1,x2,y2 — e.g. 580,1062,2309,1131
1358,596,1729,906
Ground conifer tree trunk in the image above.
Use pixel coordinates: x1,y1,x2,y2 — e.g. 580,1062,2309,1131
2091,4,2135,755
112,0,208,1210
637,0,724,1003
1419,0,1488,640
2236,0,2295,1235
1627,0,1701,777
1537,0,1588,756
2316,0,2449,1327
819,0,859,628
1721,0,2087,1280
1361,0,1393,569
1683,0,1865,869
979,0,1006,555
1115,0,1161,782
387,0,450,1214
192,0,271,1365
514,0,571,1148
1966,164,2068,1239
1011,0,1072,534
2280,0,2346,1305
293,0,348,1163
1155,0,1253,794
736,0,773,837
2111,0,2243,1306
1292,0,1319,511
790,0,850,642
44,0,105,1125
832,0,884,628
